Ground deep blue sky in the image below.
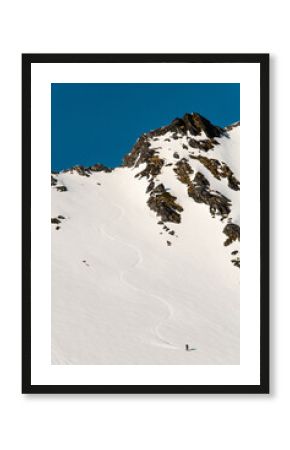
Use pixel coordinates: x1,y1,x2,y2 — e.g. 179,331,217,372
51,83,240,171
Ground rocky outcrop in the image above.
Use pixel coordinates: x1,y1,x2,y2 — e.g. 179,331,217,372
89,163,112,173
56,185,68,192
135,155,164,179
188,138,217,152
173,161,232,220
65,165,90,177
142,113,225,140
190,155,240,191
223,223,240,246
182,113,224,138
64,163,112,176
123,135,153,168
122,113,227,171
188,172,231,219
51,175,57,186
51,215,67,230
174,159,193,185
147,184,183,224
51,217,61,224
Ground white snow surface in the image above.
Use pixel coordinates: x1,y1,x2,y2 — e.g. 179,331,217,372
52,127,240,364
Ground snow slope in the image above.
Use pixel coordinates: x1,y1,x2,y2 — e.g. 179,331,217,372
51,115,240,365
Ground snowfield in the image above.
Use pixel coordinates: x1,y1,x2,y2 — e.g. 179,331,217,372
52,123,240,365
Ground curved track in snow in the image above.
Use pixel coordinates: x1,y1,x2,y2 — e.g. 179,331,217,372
98,195,178,350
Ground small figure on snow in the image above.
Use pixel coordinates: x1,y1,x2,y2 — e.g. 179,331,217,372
185,344,196,351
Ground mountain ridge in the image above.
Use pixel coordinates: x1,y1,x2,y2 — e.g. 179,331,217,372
52,112,240,267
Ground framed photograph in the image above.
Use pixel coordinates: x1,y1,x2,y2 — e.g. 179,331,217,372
22,53,269,394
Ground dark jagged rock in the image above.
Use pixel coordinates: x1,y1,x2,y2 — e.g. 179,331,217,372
123,135,152,168
135,155,164,179
188,138,216,152
56,185,68,192
145,113,225,140
173,152,179,159
122,114,225,170
63,163,112,177
58,215,65,220
182,113,224,138
167,241,172,246
152,183,166,194
223,223,240,246
67,165,90,177
51,218,61,224
147,189,183,224
188,172,231,218
146,180,155,193
174,159,193,185
228,175,240,191
231,257,240,268
89,163,112,173
51,175,58,186
190,155,240,191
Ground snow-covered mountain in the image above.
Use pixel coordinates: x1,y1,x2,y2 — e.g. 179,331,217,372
51,113,240,365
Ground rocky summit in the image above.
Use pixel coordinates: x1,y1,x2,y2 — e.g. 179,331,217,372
121,112,240,267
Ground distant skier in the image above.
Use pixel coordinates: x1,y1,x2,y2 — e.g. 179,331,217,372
185,344,196,351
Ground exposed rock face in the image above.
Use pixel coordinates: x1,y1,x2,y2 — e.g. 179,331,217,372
135,155,164,179
147,184,183,224
51,175,58,186
122,113,226,170
223,223,240,246
63,163,112,177
145,112,225,140
56,185,68,192
120,112,240,264
123,135,152,168
188,172,231,219
231,257,240,268
51,217,61,224
190,155,240,191
174,159,193,185
188,138,216,151
89,163,112,173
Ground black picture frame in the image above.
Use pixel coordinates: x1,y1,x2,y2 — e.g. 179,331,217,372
22,53,269,394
